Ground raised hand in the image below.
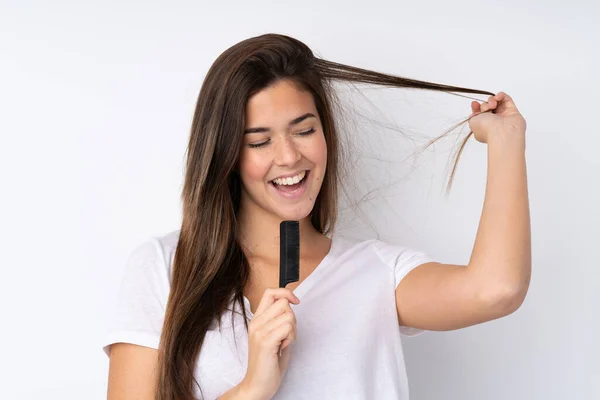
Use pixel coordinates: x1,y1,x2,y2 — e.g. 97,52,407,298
469,91,527,144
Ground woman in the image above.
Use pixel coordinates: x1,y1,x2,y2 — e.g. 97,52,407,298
104,33,531,399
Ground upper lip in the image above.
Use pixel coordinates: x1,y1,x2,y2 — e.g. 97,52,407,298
270,170,308,181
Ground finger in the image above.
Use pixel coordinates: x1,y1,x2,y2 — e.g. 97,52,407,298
496,91,508,102
280,335,295,351
268,322,296,351
265,309,297,335
280,316,298,351
254,288,300,317
496,91,516,106
252,298,294,328
494,91,519,113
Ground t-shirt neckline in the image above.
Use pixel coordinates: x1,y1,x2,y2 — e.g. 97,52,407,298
242,234,338,317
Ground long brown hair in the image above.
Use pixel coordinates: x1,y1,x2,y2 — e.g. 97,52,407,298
155,33,494,399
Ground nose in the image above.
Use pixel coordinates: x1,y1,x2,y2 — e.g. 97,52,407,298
273,135,301,167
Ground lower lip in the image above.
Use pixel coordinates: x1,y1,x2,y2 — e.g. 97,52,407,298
269,171,310,200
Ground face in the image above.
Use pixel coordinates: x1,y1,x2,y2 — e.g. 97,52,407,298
238,79,327,222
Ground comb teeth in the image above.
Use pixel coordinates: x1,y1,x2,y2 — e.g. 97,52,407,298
279,221,300,288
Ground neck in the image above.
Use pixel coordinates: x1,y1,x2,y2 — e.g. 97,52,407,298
237,204,323,261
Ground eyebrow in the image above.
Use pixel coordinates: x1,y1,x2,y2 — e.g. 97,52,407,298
243,113,317,134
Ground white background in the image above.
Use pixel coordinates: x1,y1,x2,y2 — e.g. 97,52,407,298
1,0,598,399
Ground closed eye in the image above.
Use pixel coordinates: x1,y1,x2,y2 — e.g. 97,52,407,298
247,128,316,148
297,128,316,136
248,140,269,149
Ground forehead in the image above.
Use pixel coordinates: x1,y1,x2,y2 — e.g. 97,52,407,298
245,80,317,126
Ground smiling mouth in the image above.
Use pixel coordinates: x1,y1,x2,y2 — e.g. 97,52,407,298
269,170,310,191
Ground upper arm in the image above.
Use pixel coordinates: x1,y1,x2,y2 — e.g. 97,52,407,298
104,238,171,397
107,343,158,400
395,262,519,331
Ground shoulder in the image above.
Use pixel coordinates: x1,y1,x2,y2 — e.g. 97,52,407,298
124,229,181,283
154,229,180,272
332,234,423,264
333,234,434,278
370,238,429,266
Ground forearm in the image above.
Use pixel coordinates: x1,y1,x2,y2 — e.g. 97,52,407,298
468,129,531,308
218,381,266,400
218,384,247,400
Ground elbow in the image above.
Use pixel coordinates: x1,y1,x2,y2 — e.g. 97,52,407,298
480,279,530,317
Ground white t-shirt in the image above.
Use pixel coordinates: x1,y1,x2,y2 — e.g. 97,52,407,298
103,230,436,399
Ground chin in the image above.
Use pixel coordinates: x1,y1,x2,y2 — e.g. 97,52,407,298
272,206,313,222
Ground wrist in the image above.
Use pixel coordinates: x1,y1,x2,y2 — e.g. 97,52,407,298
487,128,526,151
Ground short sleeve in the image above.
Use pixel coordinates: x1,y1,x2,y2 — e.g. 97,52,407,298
373,240,436,337
102,238,171,356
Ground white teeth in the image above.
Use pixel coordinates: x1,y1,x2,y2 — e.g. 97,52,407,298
272,171,306,186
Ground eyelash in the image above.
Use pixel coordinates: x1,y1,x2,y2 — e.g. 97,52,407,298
248,128,316,148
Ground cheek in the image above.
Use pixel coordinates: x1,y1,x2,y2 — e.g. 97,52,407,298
312,132,328,167
239,152,270,183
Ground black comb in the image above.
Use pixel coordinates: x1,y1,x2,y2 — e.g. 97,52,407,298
279,221,300,288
